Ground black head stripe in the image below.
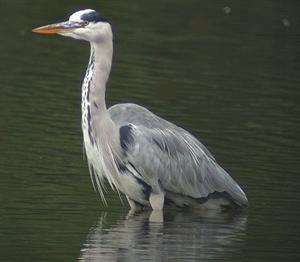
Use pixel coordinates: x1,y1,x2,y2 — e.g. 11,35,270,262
81,11,108,23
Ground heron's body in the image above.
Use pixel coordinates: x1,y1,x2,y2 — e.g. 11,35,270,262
33,9,248,211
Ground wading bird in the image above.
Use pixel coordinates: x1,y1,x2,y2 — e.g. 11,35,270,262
33,9,248,211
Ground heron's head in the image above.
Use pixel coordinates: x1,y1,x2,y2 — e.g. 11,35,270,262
32,9,111,43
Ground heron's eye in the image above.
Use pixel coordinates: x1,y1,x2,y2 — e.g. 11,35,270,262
83,21,89,26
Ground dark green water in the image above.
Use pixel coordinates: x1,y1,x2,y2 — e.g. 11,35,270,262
0,0,299,261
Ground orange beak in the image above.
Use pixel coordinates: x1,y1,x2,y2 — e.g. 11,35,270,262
32,21,84,34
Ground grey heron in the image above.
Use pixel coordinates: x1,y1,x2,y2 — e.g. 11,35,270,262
32,9,248,211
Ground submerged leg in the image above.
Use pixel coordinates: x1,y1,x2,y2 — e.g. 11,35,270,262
149,210,164,222
149,191,164,211
126,196,144,212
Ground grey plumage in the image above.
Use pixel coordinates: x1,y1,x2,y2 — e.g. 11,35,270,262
109,103,248,208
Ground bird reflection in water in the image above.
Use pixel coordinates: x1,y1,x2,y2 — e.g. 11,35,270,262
78,210,247,261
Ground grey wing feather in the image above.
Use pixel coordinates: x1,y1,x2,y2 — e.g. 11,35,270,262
109,103,214,159
109,103,248,207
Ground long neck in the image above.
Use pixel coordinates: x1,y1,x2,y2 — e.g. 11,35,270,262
81,28,127,193
82,29,116,145
83,38,113,113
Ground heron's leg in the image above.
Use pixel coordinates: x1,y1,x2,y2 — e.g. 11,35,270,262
126,196,143,212
149,191,164,211
149,210,164,222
